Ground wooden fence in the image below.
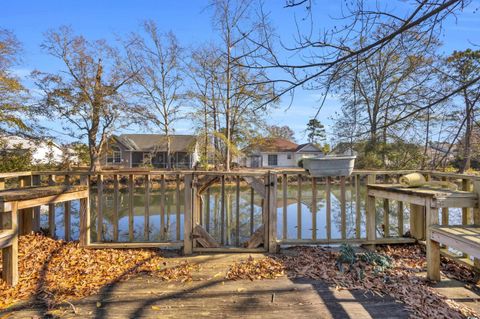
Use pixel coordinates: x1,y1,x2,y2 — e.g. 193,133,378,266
1,169,479,257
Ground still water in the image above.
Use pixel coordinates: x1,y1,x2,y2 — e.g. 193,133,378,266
40,183,463,245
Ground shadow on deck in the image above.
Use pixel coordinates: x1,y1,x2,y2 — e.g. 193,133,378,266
1,253,409,319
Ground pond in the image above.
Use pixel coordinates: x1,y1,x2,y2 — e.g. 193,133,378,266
40,182,464,246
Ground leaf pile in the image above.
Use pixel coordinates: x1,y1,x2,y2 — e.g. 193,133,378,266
225,256,285,281
280,245,479,319
0,234,196,309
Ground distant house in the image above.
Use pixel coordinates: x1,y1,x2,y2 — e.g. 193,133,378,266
102,134,199,169
242,138,324,168
426,141,458,167
0,136,65,164
331,142,358,156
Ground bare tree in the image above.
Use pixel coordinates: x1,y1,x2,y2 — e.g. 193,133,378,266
124,21,183,169
443,49,480,172
332,24,439,167
187,45,224,167
32,26,135,172
211,0,276,170
245,0,476,125
266,125,296,141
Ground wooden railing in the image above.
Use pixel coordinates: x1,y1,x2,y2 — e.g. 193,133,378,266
1,169,479,255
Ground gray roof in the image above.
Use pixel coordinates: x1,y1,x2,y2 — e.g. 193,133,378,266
113,134,196,152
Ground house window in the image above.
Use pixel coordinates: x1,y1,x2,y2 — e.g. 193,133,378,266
107,146,122,164
268,154,278,166
287,153,292,160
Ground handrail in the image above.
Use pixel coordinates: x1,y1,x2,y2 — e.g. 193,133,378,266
1,168,479,179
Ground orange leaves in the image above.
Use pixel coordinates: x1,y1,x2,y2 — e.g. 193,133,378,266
280,245,478,319
0,234,195,309
225,256,285,281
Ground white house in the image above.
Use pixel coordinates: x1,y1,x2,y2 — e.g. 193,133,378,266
242,137,324,168
1,136,65,164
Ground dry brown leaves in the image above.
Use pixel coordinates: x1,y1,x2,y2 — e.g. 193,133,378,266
225,256,285,281
0,234,196,309
280,245,479,319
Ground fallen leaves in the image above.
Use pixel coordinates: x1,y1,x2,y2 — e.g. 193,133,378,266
0,234,196,309
279,245,479,319
225,256,285,281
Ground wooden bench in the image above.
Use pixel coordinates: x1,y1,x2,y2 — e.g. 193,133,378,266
0,185,89,286
431,226,480,259
367,183,479,281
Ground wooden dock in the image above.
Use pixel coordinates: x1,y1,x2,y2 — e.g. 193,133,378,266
0,254,409,319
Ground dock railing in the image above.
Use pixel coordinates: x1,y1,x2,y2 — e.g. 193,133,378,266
0,169,479,258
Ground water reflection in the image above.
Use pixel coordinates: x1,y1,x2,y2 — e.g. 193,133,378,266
40,181,463,245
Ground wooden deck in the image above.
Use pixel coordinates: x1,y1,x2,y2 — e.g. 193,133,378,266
0,254,409,319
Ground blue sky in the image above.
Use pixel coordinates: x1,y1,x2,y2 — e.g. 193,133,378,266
3,0,480,144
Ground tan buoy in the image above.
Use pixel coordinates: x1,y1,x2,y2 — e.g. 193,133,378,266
399,172,458,190
399,173,426,187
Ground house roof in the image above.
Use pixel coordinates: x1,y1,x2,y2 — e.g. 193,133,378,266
113,134,196,152
247,138,298,153
244,137,322,153
296,143,322,152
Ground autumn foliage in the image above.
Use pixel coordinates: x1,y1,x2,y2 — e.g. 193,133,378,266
280,245,479,319
0,234,195,309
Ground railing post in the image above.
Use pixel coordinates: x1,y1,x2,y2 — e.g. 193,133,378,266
0,178,4,229
1,201,18,286
64,174,71,241
48,175,56,238
426,198,440,281
473,180,480,270
355,174,361,239
79,175,91,247
18,175,32,235
268,172,278,253
183,174,193,255
410,204,425,240
32,174,41,232
96,174,104,242
366,174,376,248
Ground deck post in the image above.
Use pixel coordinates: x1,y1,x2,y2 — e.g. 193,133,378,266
32,174,41,232
340,176,346,239
355,174,361,239
97,174,104,242
365,175,376,249
268,172,278,253
441,177,450,226
426,198,440,281
183,174,193,255
0,178,4,229
18,175,33,235
410,204,425,240
144,174,150,241
79,175,91,246
113,174,119,241
2,201,19,286
473,180,480,269
128,174,134,242
48,175,56,237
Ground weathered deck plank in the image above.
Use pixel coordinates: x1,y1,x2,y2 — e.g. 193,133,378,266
1,253,409,319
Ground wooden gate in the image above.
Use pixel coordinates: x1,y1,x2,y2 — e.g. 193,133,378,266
183,172,278,254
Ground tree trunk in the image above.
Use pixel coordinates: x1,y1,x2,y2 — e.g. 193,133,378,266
89,148,100,172
204,102,208,166
461,95,473,173
225,24,232,171
166,134,172,169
